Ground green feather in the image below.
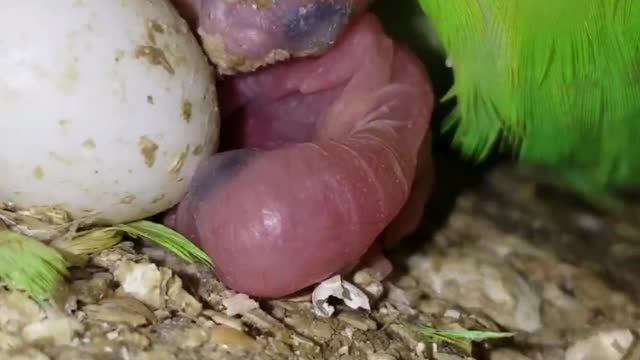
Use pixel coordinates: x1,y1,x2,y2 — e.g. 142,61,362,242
112,220,213,267
417,0,640,199
0,218,212,303
0,231,68,302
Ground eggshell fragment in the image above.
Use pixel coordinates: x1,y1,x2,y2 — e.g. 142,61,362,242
0,0,220,224
311,275,371,317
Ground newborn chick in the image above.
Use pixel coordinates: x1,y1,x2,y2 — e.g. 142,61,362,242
168,0,435,298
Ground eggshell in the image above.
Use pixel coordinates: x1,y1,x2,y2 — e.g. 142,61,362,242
0,0,220,224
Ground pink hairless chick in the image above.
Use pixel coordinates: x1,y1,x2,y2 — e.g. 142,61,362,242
166,0,435,298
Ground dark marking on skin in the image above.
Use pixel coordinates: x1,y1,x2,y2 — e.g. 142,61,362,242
186,149,260,203
175,149,259,244
282,2,351,53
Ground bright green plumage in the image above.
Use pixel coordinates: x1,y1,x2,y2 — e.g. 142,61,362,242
417,0,640,201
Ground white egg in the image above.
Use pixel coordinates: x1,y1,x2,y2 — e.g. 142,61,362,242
0,0,220,224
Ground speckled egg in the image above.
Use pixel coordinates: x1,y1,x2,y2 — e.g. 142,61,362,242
0,0,220,224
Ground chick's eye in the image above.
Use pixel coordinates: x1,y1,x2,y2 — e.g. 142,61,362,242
281,2,352,53
182,0,370,75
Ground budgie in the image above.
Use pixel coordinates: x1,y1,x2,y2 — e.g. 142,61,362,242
416,0,640,205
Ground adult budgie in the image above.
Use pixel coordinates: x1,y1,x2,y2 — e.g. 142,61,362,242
416,0,640,204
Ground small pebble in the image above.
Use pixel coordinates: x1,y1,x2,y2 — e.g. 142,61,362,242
222,293,259,317
22,317,83,346
209,325,260,351
368,352,397,360
443,309,461,320
202,310,244,331
338,311,377,331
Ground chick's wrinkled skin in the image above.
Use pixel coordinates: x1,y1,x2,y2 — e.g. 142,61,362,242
173,0,372,74
167,0,435,298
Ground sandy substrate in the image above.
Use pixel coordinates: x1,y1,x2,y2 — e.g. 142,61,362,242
1,163,639,360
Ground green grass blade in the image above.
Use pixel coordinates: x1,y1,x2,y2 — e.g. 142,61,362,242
419,328,516,340
50,228,124,266
414,324,515,354
52,228,123,255
0,230,68,302
113,220,212,267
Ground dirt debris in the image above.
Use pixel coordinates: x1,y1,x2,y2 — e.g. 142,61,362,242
1,165,640,359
